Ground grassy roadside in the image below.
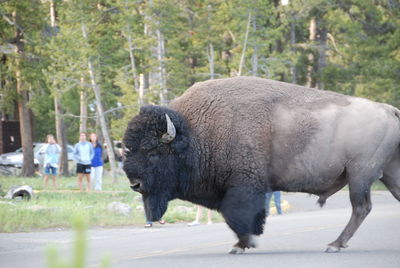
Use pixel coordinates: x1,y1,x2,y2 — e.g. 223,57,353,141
0,176,388,233
0,176,223,233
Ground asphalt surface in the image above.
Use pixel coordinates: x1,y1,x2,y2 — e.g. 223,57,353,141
0,191,399,268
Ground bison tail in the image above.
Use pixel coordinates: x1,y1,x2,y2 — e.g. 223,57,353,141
393,108,400,120
384,103,400,120
317,196,326,207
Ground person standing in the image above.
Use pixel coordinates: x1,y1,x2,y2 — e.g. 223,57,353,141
74,132,94,192
265,191,282,216
188,206,213,226
115,142,124,175
43,135,61,190
90,133,103,191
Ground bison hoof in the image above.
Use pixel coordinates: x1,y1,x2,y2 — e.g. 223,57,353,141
248,235,258,248
229,247,245,254
325,246,341,253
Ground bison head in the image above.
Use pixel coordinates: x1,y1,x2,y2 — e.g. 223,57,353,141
122,105,194,221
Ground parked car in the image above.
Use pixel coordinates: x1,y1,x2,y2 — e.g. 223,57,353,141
0,143,75,168
103,140,122,163
35,143,75,166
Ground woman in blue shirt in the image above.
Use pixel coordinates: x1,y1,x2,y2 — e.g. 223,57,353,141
90,133,104,191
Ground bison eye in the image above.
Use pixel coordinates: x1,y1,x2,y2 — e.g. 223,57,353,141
124,147,133,157
130,182,143,193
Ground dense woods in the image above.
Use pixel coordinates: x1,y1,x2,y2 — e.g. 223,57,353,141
1,0,399,176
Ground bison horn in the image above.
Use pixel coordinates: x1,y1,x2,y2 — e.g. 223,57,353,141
161,114,176,143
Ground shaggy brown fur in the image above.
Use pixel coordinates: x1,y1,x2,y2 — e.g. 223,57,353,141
123,76,400,254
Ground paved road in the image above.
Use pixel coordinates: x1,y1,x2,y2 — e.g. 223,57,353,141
1,191,399,268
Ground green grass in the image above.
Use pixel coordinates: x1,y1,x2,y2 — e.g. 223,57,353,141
0,176,223,233
370,180,388,191
341,181,388,191
0,176,388,233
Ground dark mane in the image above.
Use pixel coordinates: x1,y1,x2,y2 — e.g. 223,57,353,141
123,105,200,198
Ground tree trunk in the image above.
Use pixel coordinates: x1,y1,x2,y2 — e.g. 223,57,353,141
123,0,139,92
123,1,140,106
146,0,168,106
306,17,317,88
13,10,35,177
127,33,141,104
251,12,258,76
290,20,297,84
79,78,87,134
317,25,327,89
139,73,146,105
207,43,215,79
87,59,117,181
81,23,117,182
238,10,252,76
156,28,167,106
273,0,285,81
16,72,35,176
143,9,153,97
95,110,103,143
95,110,107,161
50,0,68,176
54,95,68,176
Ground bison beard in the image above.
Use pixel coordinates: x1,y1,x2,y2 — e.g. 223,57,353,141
123,77,400,254
142,194,168,222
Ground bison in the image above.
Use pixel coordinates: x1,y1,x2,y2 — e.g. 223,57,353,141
122,77,400,254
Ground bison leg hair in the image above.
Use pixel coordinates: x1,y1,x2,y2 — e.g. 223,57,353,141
220,187,265,254
253,209,266,235
229,235,257,254
326,176,373,253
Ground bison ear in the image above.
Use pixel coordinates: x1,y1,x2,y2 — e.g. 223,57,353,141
160,114,176,143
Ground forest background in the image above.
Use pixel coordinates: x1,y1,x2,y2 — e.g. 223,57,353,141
1,0,399,177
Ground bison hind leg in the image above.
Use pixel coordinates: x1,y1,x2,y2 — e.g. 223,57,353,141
326,170,374,253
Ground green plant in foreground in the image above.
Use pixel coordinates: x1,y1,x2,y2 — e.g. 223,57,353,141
47,215,110,268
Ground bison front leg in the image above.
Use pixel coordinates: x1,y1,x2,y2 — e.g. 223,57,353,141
220,187,265,254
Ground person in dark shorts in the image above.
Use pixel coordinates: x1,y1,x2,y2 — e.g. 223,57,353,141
74,132,94,192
